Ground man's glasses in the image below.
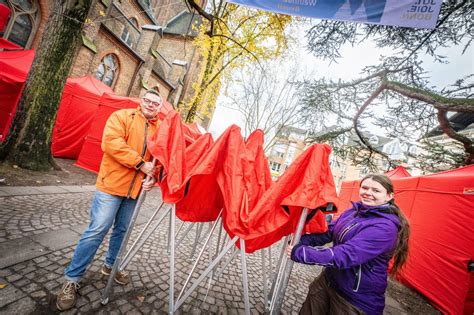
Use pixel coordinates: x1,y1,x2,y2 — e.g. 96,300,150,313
142,98,162,107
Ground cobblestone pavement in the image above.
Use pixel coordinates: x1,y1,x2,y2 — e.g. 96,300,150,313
0,186,438,314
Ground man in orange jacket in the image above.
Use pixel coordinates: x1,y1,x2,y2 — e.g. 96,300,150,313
56,89,163,311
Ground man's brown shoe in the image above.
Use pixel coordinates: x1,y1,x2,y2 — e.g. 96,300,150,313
100,265,130,285
56,281,80,311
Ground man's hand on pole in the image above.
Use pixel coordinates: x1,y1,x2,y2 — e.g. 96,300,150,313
139,161,155,176
142,176,156,191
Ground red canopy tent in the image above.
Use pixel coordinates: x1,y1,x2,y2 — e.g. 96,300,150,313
0,49,34,142
0,3,10,33
51,76,113,159
384,165,412,178
337,165,474,314
148,112,338,253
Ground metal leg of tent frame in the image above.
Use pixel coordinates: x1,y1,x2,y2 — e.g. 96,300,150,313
174,221,186,243
215,218,224,255
269,208,308,314
176,211,223,303
240,239,251,315
119,201,164,268
167,210,173,253
189,223,204,259
262,249,268,308
120,204,171,271
268,246,273,279
214,247,238,279
266,236,289,310
168,205,176,315
100,187,150,305
175,222,194,248
173,236,239,312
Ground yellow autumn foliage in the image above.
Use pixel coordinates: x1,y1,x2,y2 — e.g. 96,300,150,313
183,2,293,125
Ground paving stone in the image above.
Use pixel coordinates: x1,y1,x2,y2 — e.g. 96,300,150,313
0,281,26,308
0,237,48,269
0,296,37,313
0,187,43,196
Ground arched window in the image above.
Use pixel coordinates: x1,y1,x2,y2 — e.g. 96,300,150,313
0,0,40,48
95,54,119,87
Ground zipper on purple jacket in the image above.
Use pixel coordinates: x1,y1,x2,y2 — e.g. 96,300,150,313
339,222,359,244
353,264,362,292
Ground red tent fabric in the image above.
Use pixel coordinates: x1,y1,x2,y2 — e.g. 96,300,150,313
52,76,113,159
148,111,223,222
0,49,34,142
384,166,411,178
0,3,10,33
74,94,173,173
465,273,474,315
393,166,474,315
148,112,338,252
337,165,474,314
0,38,21,50
75,94,139,173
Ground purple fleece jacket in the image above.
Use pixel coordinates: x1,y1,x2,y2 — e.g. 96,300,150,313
291,201,400,315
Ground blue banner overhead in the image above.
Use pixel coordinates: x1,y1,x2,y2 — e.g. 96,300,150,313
225,0,442,29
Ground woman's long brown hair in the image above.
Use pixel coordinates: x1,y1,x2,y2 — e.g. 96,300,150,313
361,174,410,275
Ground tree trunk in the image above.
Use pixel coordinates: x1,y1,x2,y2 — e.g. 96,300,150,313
0,0,93,170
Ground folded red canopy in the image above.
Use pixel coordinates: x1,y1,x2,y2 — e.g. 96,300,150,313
337,165,474,314
148,111,338,253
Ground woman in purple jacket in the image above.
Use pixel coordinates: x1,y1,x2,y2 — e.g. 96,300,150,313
289,174,410,315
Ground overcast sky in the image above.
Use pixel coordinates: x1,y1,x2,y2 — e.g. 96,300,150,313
208,22,473,138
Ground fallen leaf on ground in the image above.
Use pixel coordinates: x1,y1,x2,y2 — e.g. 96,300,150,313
137,295,145,302
0,284,7,289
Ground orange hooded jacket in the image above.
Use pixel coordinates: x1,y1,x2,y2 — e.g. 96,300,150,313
96,107,158,199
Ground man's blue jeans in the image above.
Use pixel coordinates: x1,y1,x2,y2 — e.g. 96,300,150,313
64,190,137,282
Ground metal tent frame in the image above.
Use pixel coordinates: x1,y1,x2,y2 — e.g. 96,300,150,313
100,187,310,314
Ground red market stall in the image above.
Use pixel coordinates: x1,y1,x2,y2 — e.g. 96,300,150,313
0,3,10,33
0,49,34,142
337,165,474,314
51,76,113,159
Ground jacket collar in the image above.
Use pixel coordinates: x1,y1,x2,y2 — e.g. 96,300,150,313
350,201,401,227
351,201,391,215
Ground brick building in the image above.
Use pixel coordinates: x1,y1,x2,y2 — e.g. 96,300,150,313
1,0,208,124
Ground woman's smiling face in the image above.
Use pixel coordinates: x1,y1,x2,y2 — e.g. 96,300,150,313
359,178,393,206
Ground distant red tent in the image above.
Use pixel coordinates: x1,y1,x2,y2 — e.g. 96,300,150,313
337,165,474,314
75,94,139,173
75,94,173,173
384,166,411,178
0,3,10,33
0,49,34,142
51,76,113,159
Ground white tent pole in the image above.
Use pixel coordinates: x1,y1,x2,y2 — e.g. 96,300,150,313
168,205,176,314
240,239,251,315
270,208,309,314
173,236,239,312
